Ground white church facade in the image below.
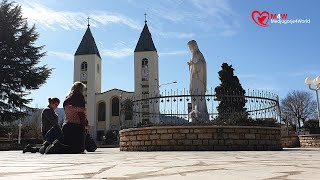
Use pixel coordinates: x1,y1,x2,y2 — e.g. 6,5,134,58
73,20,159,141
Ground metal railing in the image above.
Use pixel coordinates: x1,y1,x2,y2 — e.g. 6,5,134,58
120,88,281,129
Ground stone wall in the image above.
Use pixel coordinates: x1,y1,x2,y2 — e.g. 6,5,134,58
120,126,282,151
299,134,320,148
281,135,300,148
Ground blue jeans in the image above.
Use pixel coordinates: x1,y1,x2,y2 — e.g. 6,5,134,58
44,127,64,144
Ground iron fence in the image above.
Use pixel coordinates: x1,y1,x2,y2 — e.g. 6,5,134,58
120,88,281,129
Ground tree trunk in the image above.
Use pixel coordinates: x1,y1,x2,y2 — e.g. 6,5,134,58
297,117,301,131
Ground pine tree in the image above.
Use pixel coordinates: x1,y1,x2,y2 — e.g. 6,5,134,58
215,63,246,121
0,0,51,122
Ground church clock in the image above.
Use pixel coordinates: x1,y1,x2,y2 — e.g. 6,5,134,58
80,72,88,81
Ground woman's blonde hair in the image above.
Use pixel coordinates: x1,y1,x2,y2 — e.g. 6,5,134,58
67,81,86,97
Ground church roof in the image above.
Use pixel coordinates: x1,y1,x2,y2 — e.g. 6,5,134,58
75,26,101,58
134,23,157,52
98,88,134,95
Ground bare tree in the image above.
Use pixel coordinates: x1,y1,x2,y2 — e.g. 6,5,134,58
281,90,317,129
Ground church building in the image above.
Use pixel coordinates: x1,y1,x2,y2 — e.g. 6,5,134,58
73,19,159,141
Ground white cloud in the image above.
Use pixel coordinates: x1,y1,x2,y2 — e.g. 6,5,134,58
48,48,134,60
219,30,238,37
159,50,188,56
19,1,140,31
48,51,73,61
101,48,187,58
190,0,233,17
157,32,195,39
18,0,236,38
48,46,134,60
287,71,319,77
100,40,136,59
102,48,133,58
18,0,238,40
136,0,239,37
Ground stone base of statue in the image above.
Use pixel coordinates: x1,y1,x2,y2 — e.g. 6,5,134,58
189,110,209,122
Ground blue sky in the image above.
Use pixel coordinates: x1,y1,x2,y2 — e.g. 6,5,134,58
15,0,320,108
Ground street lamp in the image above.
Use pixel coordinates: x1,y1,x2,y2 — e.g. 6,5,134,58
119,91,125,129
18,79,22,144
18,119,22,144
305,76,320,127
159,81,177,88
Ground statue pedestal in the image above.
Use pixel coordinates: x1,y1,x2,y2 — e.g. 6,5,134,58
189,110,209,122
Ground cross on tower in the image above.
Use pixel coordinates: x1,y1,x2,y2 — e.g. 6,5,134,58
144,13,147,24
87,17,90,27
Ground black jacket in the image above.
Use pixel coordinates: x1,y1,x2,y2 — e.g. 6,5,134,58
41,106,59,134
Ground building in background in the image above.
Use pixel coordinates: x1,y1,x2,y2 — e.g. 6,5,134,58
74,20,159,141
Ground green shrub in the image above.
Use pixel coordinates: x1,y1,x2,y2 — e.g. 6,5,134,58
303,119,319,129
303,120,320,134
214,112,278,127
104,130,118,144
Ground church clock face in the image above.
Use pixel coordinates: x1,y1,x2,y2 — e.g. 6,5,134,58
80,72,88,81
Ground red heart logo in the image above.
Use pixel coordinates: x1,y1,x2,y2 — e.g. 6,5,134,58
252,10,270,27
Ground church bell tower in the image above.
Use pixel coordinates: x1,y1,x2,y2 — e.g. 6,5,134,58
134,16,160,124
74,22,101,138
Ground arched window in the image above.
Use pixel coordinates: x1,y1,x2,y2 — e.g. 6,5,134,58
81,61,87,71
97,63,100,74
142,58,148,68
98,102,106,121
112,97,120,116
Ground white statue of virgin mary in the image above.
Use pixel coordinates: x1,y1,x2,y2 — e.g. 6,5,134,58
187,40,209,122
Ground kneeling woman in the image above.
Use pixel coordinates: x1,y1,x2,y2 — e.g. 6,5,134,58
62,82,87,153
23,97,61,153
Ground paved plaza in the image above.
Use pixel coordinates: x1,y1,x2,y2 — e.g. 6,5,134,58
0,148,320,179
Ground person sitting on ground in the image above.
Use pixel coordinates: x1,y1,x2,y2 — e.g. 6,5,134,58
45,82,87,154
23,97,62,153
63,82,87,153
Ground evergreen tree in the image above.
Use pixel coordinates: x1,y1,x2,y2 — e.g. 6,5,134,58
0,0,51,122
215,63,246,120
